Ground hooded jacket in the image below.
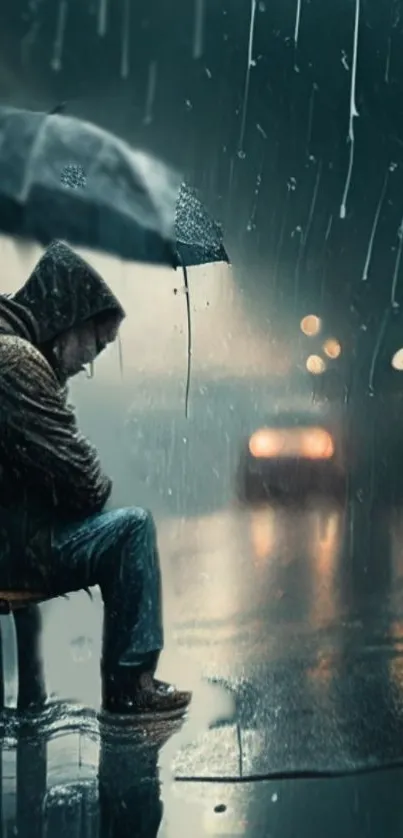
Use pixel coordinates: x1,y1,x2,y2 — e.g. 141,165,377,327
0,241,125,588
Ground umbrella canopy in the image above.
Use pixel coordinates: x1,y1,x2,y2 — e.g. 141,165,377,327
0,105,181,266
175,182,229,267
0,105,229,270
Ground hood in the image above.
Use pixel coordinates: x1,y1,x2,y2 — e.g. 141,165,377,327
9,240,125,347
0,294,40,343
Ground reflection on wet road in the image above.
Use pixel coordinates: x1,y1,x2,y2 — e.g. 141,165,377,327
161,502,403,779
2,501,403,836
162,504,344,670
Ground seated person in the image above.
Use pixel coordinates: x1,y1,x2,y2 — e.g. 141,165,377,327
0,240,191,718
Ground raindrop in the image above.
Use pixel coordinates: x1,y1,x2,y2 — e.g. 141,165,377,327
294,225,304,303
302,160,322,247
238,0,257,155
368,308,389,394
294,0,302,46
193,0,205,59
390,216,403,307
60,163,86,189
98,0,108,37
50,0,68,73
273,183,292,287
271,793,278,803
362,166,390,281
247,162,264,231
120,0,130,79
185,99,193,110
117,332,124,376
325,214,333,240
340,0,360,220
306,84,317,156
256,123,267,138
144,61,158,124
385,34,392,83
226,154,235,200
385,1,399,83
341,49,349,70
205,67,212,78
21,0,44,64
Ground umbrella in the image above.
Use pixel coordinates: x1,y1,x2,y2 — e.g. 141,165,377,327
0,105,229,414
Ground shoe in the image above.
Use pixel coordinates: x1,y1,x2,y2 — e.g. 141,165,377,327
102,671,192,720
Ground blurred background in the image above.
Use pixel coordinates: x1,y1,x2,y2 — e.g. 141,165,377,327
1,1,403,836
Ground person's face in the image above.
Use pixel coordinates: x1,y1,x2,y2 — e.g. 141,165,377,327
54,316,120,378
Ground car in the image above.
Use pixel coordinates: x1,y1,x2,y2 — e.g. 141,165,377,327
237,409,346,503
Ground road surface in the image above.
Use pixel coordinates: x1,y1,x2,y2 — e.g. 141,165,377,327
1,501,403,835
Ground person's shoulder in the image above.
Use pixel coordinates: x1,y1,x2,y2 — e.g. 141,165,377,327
0,334,53,378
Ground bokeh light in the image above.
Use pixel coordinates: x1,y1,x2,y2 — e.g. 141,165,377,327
306,354,326,374
323,338,341,359
392,348,403,370
300,314,321,336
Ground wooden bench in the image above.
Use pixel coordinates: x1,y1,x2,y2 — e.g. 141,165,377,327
0,591,49,710
0,590,48,614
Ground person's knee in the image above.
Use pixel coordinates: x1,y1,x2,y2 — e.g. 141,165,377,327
120,506,156,534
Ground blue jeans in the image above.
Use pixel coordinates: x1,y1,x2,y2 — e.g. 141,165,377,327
49,507,164,675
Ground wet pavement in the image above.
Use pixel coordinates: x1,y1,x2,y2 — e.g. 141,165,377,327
1,501,403,835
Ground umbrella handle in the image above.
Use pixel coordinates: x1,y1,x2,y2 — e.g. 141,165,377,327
179,260,192,419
